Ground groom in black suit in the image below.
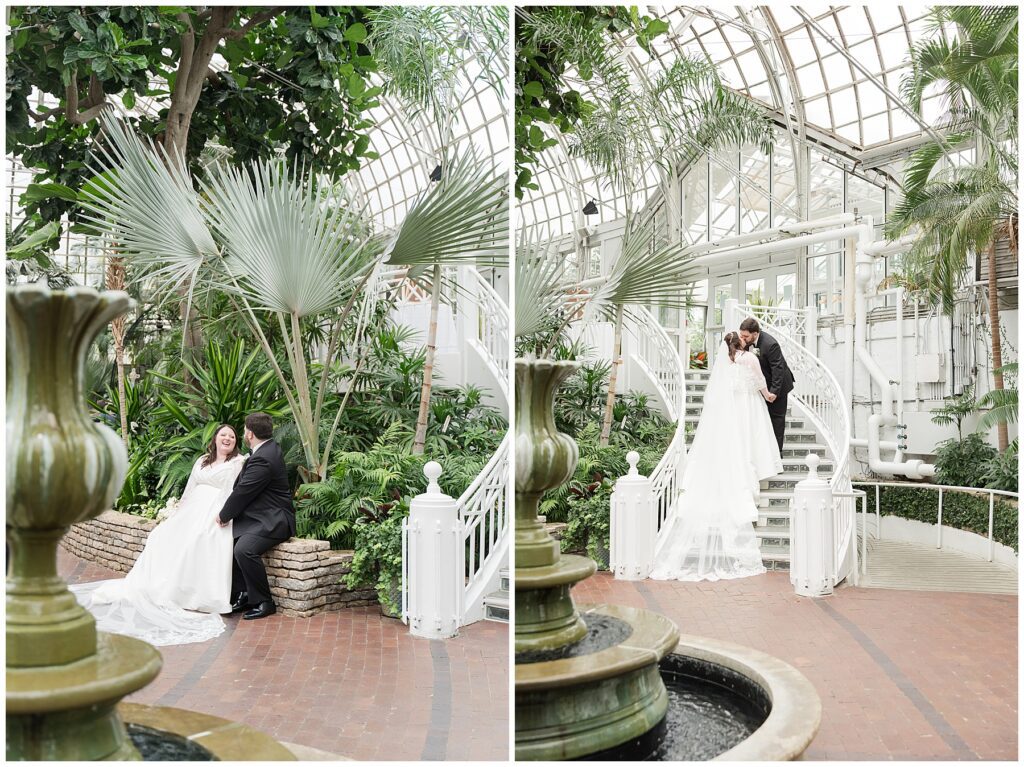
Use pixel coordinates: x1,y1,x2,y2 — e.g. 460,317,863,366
217,412,295,620
739,317,795,454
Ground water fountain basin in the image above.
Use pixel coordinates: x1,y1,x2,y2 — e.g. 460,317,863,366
515,603,679,760
675,634,821,761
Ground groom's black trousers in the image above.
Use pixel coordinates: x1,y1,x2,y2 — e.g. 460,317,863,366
768,391,788,454
232,533,283,606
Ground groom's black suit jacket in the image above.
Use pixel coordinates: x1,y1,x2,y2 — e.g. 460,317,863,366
752,331,795,398
218,439,295,541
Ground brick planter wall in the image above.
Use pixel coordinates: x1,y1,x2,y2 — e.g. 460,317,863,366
61,510,378,617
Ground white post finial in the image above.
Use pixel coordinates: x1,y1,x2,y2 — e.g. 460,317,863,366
805,452,820,480
424,461,443,493
626,451,640,476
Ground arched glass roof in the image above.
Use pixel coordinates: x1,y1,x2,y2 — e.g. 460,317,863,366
520,5,949,240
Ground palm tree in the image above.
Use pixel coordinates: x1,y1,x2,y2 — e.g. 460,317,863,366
366,6,509,455
885,6,1018,451
522,11,774,443
81,116,503,482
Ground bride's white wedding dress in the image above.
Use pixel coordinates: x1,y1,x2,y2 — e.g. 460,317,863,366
71,454,245,646
650,344,783,581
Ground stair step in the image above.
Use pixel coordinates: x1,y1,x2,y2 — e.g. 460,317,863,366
757,511,791,529
756,529,791,544
483,590,509,623
783,461,832,473
683,414,805,430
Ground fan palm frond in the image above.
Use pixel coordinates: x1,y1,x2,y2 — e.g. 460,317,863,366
515,228,565,338
199,161,376,318
383,151,508,268
80,114,218,300
588,229,699,318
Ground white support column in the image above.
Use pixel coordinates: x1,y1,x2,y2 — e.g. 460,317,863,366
790,454,835,597
723,297,741,332
610,451,656,581
406,462,462,639
456,265,480,387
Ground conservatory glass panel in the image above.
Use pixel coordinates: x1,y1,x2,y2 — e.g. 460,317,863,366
710,149,739,239
681,160,709,244
713,283,732,326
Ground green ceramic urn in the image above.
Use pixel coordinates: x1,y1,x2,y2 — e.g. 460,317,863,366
6,285,162,760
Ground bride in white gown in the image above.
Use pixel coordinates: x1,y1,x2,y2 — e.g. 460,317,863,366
71,424,246,645
650,332,783,581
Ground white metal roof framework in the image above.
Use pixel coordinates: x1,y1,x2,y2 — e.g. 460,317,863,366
519,5,952,241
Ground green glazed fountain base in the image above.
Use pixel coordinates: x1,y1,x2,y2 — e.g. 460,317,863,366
515,555,597,654
120,702,298,760
6,632,162,761
515,603,680,761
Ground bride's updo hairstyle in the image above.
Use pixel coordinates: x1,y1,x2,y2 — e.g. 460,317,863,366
202,424,241,467
724,332,744,362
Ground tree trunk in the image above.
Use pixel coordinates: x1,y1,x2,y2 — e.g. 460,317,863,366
987,240,1008,452
105,256,130,449
413,264,442,455
599,304,624,446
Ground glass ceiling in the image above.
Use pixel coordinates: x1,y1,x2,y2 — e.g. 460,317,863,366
520,5,948,240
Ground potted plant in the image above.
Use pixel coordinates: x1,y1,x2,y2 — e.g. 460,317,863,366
345,503,410,618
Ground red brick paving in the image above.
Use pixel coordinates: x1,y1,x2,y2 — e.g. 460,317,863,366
59,548,508,761
574,571,1017,760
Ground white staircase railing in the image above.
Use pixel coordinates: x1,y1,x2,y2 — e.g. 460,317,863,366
625,308,688,552
393,266,511,628
461,267,509,403
458,432,511,620
729,301,855,585
734,303,813,346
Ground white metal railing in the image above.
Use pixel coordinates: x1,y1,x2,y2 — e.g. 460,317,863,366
729,301,856,585
626,308,688,549
852,481,1019,572
457,432,511,615
465,268,509,402
734,303,812,344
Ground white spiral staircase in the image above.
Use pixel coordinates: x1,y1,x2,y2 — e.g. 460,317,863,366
388,267,511,627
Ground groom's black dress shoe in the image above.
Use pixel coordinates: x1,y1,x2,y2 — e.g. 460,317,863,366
243,601,277,620
230,592,249,613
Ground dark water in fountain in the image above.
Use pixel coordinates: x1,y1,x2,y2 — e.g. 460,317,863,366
580,654,771,761
127,724,215,761
515,613,633,664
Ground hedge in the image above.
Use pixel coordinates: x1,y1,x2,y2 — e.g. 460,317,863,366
867,485,1019,552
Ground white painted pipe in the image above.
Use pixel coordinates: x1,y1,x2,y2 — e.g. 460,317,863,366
693,223,858,269
862,234,916,257
686,214,856,257
856,222,935,479
850,438,899,450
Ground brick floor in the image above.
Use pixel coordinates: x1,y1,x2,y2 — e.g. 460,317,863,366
574,571,1017,760
59,548,509,761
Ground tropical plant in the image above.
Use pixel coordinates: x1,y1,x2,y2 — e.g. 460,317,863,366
585,231,700,444
514,6,670,197
79,116,396,481
981,439,1018,492
929,385,978,440
367,5,509,454
885,5,1018,452
933,433,998,489
977,362,1018,431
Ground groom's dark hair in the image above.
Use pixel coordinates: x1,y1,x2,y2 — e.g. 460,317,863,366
245,412,274,440
739,317,760,333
